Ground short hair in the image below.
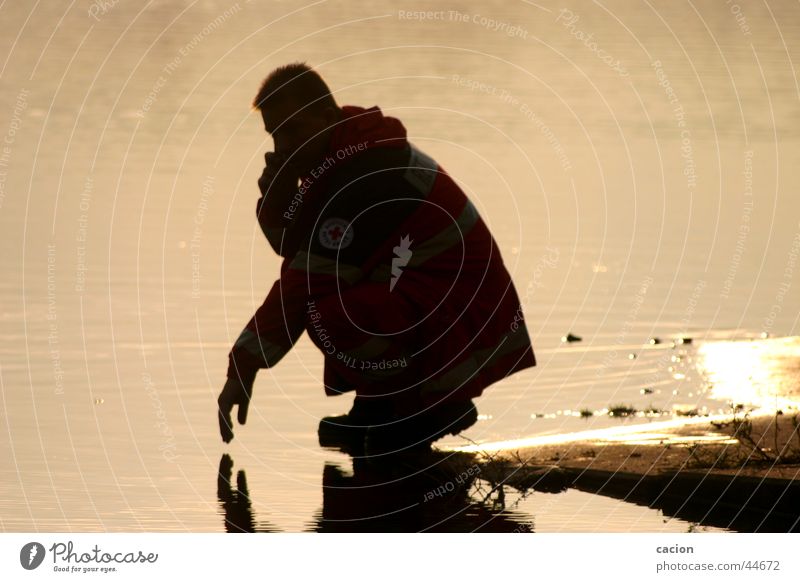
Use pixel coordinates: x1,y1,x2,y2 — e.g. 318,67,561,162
252,63,337,113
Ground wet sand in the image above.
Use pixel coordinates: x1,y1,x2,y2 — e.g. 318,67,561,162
487,413,800,531
514,413,800,478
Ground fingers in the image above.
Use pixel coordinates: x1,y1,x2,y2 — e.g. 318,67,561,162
219,379,252,442
236,469,250,500
218,393,234,443
257,170,271,196
259,152,300,197
237,394,249,425
265,151,287,164
265,151,285,169
265,152,298,176
219,453,234,476
257,165,285,196
217,454,234,498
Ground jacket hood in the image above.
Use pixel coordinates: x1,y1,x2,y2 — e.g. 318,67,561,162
328,105,408,154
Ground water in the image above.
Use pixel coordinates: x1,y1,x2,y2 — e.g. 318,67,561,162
1,0,798,532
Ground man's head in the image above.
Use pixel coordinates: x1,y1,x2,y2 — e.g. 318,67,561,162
253,63,340,174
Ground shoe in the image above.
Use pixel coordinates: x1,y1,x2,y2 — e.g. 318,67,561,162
318,396,393,453
428,399,478,441
318,414,367,453
364,400,478,457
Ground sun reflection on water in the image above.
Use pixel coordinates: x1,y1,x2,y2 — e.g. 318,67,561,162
451,336,800,453
451,414,738,452
697,336,800,412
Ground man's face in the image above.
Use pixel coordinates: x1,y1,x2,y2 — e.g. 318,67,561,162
261,99,336,174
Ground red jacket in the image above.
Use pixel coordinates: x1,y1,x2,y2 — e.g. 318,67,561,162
228,106,535,412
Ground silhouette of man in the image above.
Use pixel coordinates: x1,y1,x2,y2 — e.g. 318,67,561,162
216,453,536,532
218,63,535,454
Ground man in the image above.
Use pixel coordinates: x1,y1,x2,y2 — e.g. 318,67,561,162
218,63,535,455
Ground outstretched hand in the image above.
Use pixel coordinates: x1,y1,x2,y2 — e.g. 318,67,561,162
217,378,253,443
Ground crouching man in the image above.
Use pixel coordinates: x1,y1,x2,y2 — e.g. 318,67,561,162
218,63,535,455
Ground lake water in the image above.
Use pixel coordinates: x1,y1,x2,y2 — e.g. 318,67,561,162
1,0,798,532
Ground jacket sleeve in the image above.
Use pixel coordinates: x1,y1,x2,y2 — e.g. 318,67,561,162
226,259,307,387
256,193,295,258
256,183,315,259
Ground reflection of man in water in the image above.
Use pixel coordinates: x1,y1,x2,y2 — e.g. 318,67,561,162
218,63,535,454
217,454,535,532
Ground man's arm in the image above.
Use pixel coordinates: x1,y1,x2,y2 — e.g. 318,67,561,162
218,261,307,443
255,152,305,258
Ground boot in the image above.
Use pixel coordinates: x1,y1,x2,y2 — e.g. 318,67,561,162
364,399,478,457
318,396,393,453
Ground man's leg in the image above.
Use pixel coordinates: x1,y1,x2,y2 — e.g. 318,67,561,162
310,284,478,454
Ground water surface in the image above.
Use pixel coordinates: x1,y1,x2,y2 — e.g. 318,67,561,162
1,0,798,532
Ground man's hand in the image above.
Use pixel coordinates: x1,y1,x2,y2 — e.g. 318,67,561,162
258,152,300,199
217,378,253,443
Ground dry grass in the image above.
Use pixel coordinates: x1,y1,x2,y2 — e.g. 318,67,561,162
688,410,800,469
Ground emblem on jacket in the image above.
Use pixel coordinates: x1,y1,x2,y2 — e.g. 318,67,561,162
390,234,413,291
319,218,354,250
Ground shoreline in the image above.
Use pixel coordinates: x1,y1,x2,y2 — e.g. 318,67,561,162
514,413,800,480
467,413,800,531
